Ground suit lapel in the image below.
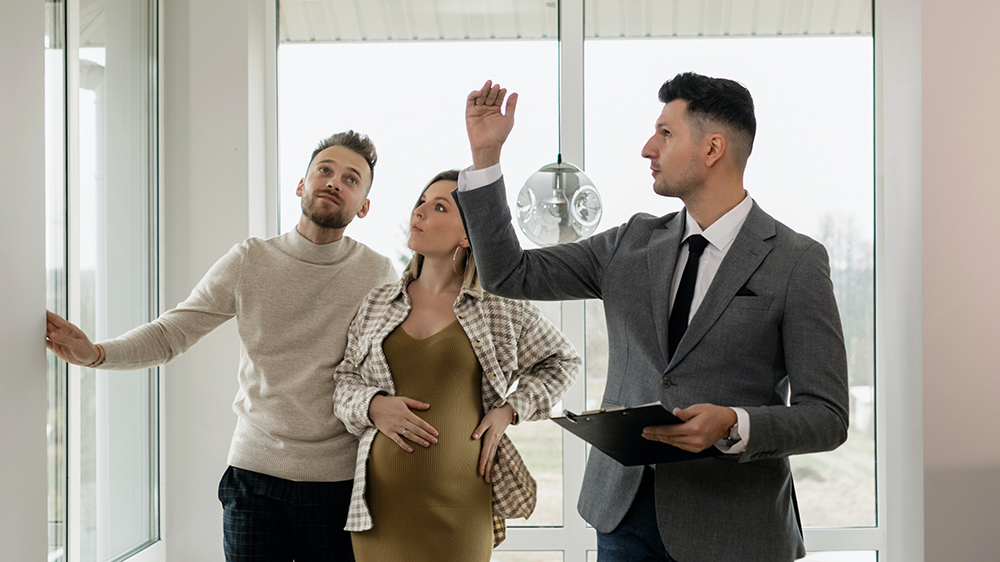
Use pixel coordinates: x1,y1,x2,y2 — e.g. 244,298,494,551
666,202,776,371
648,211,686,364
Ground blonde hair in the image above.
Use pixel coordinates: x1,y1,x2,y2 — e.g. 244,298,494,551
402,170,483,295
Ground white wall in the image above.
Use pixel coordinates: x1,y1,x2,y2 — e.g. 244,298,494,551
0,1,48,560
160,0,266,558
922,1,1000,560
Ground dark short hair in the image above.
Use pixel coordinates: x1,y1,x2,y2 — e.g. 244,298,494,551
307,130,378,188
658,72,756,162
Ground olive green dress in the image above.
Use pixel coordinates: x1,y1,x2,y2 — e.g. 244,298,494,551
351,320,493,562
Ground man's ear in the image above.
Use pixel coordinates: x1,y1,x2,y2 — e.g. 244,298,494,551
704,134,727,168
295,178,305,197
355,199,371,219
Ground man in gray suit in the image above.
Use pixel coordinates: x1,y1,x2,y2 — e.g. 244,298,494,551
454,73,849,561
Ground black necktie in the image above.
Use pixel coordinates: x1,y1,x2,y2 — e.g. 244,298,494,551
668,234,709,360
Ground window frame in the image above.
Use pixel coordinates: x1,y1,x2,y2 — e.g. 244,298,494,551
265,0,925,558
491,0,924,558
55,0,164,560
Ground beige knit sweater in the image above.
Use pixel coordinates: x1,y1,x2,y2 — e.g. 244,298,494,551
99,228,397,482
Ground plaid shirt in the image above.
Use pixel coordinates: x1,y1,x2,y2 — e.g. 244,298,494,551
333,276,581,547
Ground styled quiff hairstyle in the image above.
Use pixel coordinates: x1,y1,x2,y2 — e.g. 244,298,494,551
402,170,482,294
658,72,756,167
307,130,378,189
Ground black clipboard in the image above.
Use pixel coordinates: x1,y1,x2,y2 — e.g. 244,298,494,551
551,402,723,466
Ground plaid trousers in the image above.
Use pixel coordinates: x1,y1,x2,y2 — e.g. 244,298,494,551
218,466,355,562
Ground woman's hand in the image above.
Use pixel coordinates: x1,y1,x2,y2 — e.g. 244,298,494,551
473,403,516,483
46,310,101,366
368,394,439,453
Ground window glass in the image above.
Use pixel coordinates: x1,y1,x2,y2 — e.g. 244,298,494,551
277,38,559,260
278,0,563,528
75,0,159,558
506,301,564,526
278,0,878,554
583,34,875,527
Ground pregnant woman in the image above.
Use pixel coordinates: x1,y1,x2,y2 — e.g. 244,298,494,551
333,170,580,561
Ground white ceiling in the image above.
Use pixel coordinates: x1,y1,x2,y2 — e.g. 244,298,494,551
68,0,873,49
278,0,873,43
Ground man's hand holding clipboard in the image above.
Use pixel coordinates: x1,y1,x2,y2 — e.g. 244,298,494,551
551,402,726,466
640,403,739,453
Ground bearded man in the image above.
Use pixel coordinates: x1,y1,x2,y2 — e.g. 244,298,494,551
46,131,396,562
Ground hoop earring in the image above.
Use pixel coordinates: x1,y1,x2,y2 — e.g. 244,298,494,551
453,245,469,276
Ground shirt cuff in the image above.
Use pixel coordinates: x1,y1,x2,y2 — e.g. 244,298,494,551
715,407,750,454
458,163,502,192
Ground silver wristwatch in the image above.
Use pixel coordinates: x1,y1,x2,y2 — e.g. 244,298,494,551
726,421,741,443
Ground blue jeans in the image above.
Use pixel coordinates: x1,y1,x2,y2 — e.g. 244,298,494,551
596,467,679,562
218,466,355,562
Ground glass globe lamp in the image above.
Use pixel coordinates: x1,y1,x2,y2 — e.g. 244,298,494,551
516,158,602,246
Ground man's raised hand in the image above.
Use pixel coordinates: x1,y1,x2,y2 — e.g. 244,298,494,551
466,80,518,170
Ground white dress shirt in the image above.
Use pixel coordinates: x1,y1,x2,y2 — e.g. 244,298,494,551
460,163,751,453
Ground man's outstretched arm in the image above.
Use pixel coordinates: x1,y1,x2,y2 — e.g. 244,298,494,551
458,81,630,302
45,243,243,371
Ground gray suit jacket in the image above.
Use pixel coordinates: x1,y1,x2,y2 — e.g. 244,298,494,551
454,178,849,561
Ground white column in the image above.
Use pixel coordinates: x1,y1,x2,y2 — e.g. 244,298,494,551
0,1,48,559
559,1,597,560
161,0,274,558
876,0,924,560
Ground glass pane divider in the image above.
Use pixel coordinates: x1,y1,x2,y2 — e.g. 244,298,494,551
558,0,585,163
264,0,280,239
67,362,83,562
556,4,589,552
65,0,83,558
803,527,885,552
495,526,597,553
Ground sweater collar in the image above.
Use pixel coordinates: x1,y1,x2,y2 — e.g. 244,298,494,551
278,228,356,265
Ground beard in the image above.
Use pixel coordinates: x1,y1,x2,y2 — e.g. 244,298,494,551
652,158,703,199
301,194,354,230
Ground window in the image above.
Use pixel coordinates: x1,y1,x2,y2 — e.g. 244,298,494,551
46,0,160,560
583,33,876,528
276,0,880,558
277,3,566,527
